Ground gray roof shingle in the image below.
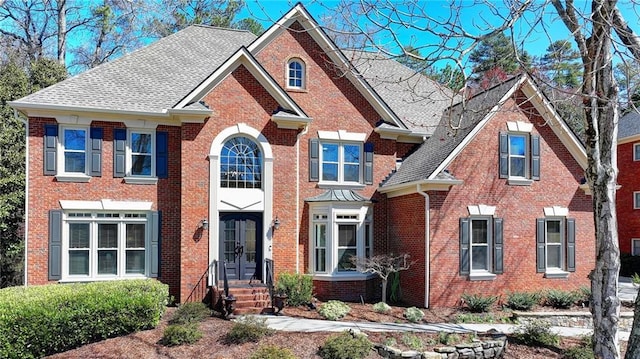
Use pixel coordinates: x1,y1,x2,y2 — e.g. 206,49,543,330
382,76,521,187
619,111,640,139
14,25,256,114
344,50,458,134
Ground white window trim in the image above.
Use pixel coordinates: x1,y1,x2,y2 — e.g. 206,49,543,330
469,216,493,275
632,239,640,256
125,128,156,181
635,192,640,209
318,141,364,185
634,143,640,161
286,58,305,90
60,211,153,281
309,204,373,278
56,125,91,182
543,216,570,278
507,132,530,181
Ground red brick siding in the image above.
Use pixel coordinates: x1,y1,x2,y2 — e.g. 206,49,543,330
617,141,640,254
26,118,182,299
389,94,594,307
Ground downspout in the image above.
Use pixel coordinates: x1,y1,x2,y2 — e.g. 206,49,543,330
295,124,309,273
416,184,430,308
15,109,28,287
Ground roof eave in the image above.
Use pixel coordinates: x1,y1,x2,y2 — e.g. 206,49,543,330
379,179,463,198
9,101,173,121
271,113,313,130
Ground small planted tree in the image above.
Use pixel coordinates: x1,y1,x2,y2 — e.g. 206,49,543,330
351,253,414,303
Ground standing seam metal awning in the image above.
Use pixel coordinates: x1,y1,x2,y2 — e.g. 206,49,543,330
304,189,370,202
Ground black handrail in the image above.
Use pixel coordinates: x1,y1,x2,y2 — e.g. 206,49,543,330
265,258,274,308
223,260,230,298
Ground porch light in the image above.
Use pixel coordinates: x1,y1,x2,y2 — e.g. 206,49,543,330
272,217,281,230
199,218,209,230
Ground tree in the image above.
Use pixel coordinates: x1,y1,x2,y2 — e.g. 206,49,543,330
351,253,414,304
0,57,66,288
146,0,260,37
539,40,582,88
469,32,531,78
327,1,640,357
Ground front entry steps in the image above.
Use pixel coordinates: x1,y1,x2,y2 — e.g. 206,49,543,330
214,280,273,315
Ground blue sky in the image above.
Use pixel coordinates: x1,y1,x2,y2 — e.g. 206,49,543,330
240,0,638,70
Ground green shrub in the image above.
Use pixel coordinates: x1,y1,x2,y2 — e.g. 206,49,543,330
224,315,273,344
461,293,498,313
505,292,540,311
276,272,314,306
576,286,591,307
513,320,560,347
249,344,297,359
544,289,578,309
403,307,424,323
0,279,168,359
372,302,391,313
437,332,460,346
169,302,211,325
318,300,351,321
161,323,202,346
401,332,423,350
318,330,372,359
564,336,594,359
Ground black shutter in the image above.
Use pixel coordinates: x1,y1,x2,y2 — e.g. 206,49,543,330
114,128,126,177
89,127,102,177
459,218,470,275
536,218,546,273
309,138,319,182
48,210,63,280
499,132,508,178
493,218,504,274
44,124,58,176
531,135,541,180
156,131,168,178
364,142,374,185
567,218,576,272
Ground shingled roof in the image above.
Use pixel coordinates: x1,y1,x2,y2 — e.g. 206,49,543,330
382,76,522,187
13,25,257,114
619,111,640,140
344,50,458,134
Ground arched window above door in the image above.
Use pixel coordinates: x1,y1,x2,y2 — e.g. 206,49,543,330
220,137,262,189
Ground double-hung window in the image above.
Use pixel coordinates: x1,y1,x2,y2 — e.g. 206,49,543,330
634,143,640,161
310,205,373,277
459,205,503,280
55,210,158,280
113,128,168,182
499,121,540,185
309,131,374,186
44,124,103,181
62,127,87,174
536,207,576,277
632,239,640,256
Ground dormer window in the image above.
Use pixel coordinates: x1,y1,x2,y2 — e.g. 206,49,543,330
287,58,305,89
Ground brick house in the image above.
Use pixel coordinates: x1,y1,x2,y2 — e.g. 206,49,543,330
617,111,640,256
379,76,594,307
10,4,593,308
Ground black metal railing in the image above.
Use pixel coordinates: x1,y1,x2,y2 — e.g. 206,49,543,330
265,258,274,307
222,260,230,298
185,261,215,304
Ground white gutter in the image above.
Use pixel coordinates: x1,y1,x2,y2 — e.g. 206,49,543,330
295,124,309,273
416,184,430,308
14,109,28,287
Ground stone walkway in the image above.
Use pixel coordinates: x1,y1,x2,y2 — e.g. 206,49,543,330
260,280,638,341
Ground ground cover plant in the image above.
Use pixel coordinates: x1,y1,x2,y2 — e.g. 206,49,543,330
0,279,168,358
45,301,629,358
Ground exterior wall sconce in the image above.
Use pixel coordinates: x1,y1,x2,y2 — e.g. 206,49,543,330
199,218,209,230
272,217,281,230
